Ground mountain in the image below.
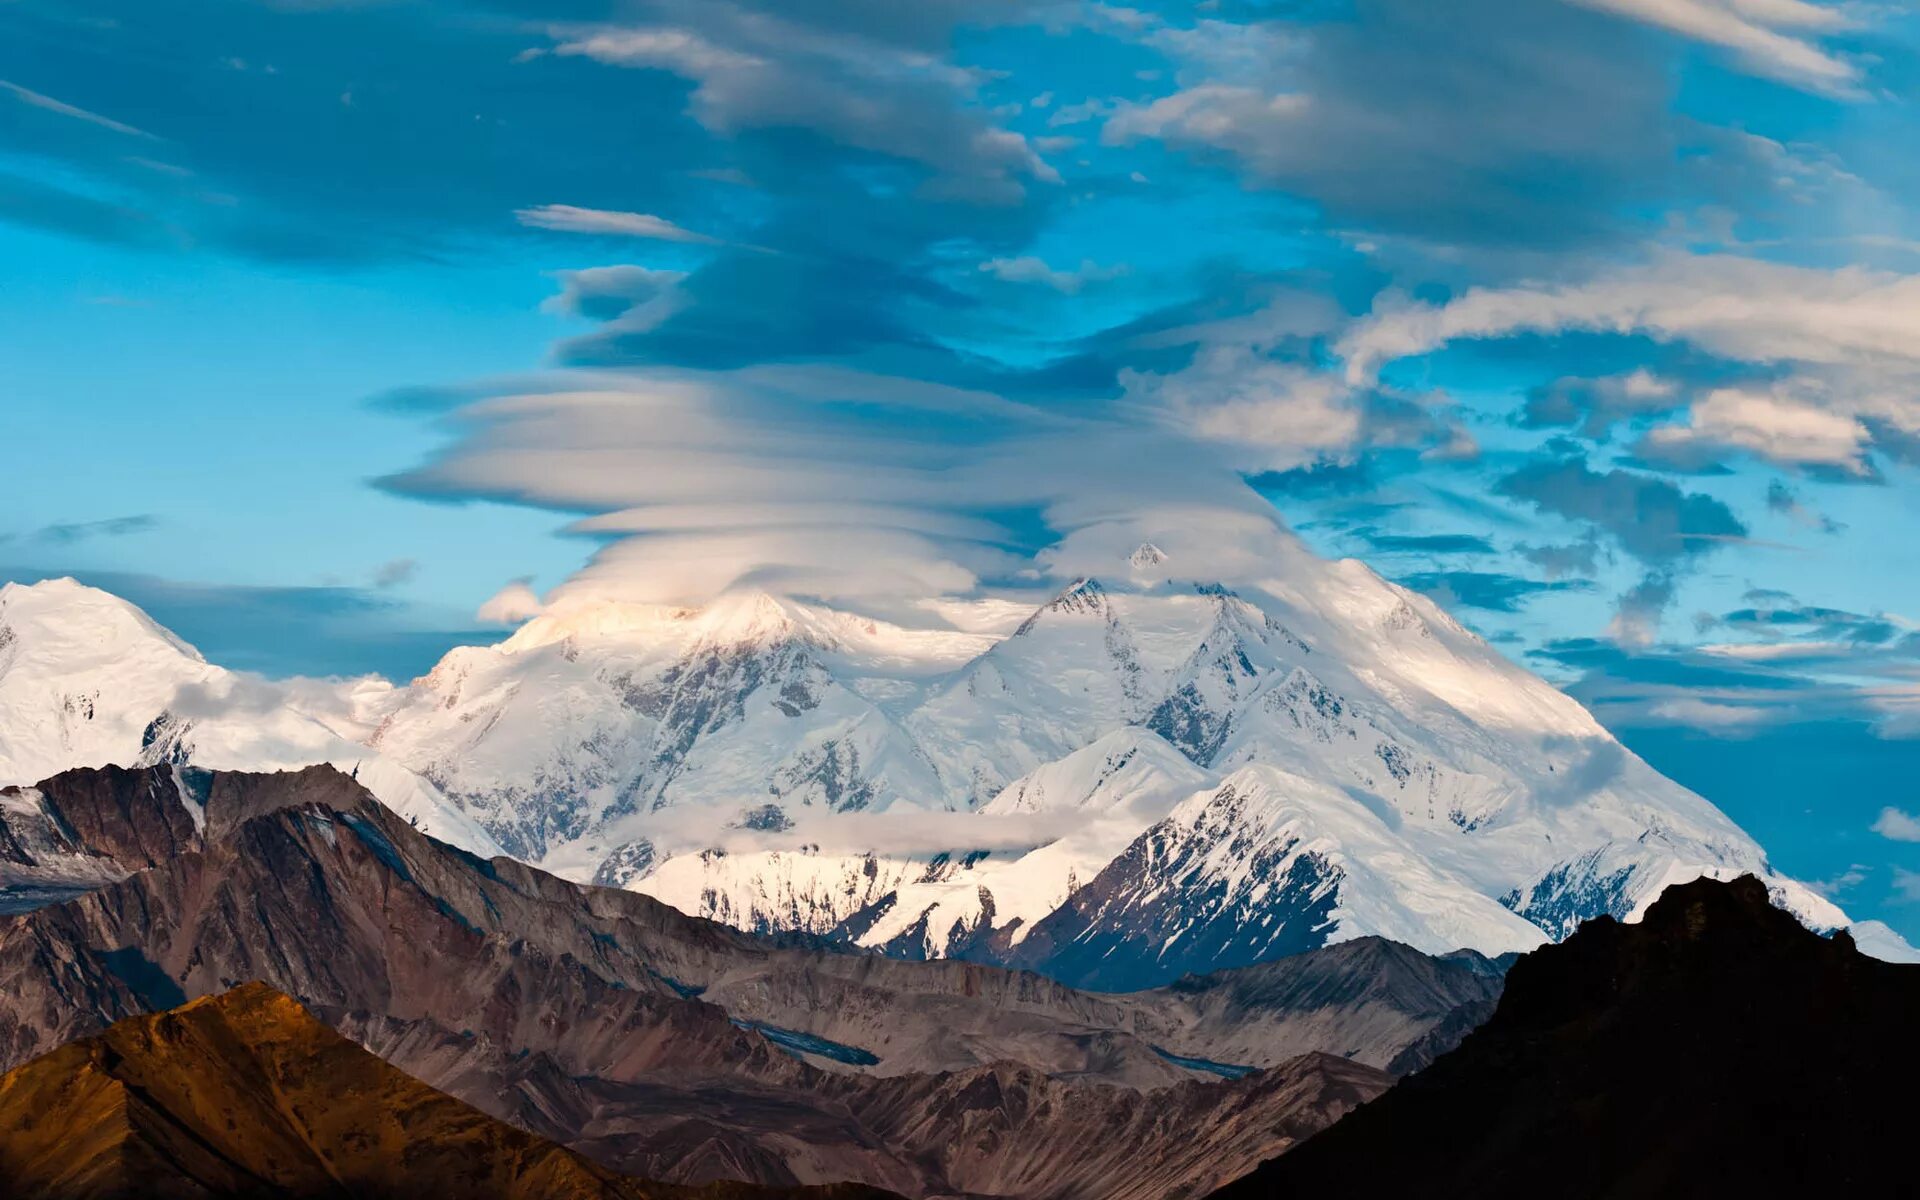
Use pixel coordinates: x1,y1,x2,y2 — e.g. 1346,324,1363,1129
3,561,1897,987
1209,874,1920,1199
0,579,499,859
0,981,897,1200
0,763,1451,1198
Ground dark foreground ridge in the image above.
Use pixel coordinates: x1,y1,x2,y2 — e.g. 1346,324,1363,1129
1209,873,1920,1200
0,981,898,1200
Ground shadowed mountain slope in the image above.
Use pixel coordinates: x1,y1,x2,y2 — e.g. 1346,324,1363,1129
1210,874,1920,1200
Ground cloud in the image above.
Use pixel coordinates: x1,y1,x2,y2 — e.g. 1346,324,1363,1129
1363,531,1498,555
978,256,1129,293
1535,736,1629,805
35,515,160,544
1872,807,1920,843
1340,254,1920,473
1399,569,1590,613
1495,455,1745,565
541,265,689,340
0,171,173,250
541,8,1060,202
0,79,152,138
1809,862,1868,898
515,204,719,244
477,578,544,625
372,559,418,589
1608,571,1678,645
1645,695,1769,734
1101,0,1683,250
0,567,486,680
379,362,1308,610
1629,382,1873,476
1520,370,1682,439
1765,479,1844,533
1343,255,1920,383
0,0,1064,264
1518,537,1604,579
1894,867,1920,905
1118,289,1463,474
1717,601,1899,646
1562,0,1857,94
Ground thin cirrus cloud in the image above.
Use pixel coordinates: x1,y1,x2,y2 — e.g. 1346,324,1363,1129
34,515,160,545
1562,0,1858,94
0,79,152,139
515,203,719,244
978,256,1130,294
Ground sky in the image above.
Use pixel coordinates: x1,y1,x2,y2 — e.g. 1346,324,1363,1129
6,0,1920,937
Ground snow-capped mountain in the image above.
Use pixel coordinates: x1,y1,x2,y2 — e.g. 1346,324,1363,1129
2,549,1905,979
0,579,499,858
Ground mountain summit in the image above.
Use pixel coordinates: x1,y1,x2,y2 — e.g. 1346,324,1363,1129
2,562,1901,986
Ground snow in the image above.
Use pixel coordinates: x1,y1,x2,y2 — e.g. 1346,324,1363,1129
6,554,1915,967
0,579,501,859
1849,920,1920,964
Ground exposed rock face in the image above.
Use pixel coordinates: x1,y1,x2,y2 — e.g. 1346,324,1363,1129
1114,938,1509,1077
0,765,1425,1198
0,981,898,1200
1210,874,1920,1200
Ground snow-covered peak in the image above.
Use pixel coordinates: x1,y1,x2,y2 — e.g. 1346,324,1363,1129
0,579,498,858
0,578,204,667
13,570,1916,970
982,726,1208,817
688,589,868,655
1014,577,1109,634
1128,543,1169,570
499,599,696,654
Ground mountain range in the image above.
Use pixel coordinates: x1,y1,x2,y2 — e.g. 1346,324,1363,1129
4,560,1909,987
0,762,1498,1199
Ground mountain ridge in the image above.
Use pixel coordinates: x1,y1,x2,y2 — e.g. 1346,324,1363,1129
2,570,1901,987
1208,873,1920,1199
0,762,1470,1198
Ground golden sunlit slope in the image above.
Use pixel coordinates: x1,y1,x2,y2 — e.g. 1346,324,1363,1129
0,981,895,1200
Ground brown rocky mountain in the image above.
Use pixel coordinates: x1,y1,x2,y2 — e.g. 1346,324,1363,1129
1209,874,1920,1199
0,764,1428,1197
0,980,899,1200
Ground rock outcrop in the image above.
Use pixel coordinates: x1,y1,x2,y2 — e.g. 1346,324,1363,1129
1210,874,1920,1199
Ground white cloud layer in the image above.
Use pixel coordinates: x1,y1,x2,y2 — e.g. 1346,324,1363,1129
1341,253,1920,470
1873,806,1920,843
387,361,1305,613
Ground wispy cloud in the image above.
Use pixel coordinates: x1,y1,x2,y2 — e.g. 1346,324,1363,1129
515,204,719,244
35,515,160,544
0,79,153,138
978,256,1129,294
1563,0,1857,94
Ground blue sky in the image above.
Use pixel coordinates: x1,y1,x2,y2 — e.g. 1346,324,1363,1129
6,0,1920,936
